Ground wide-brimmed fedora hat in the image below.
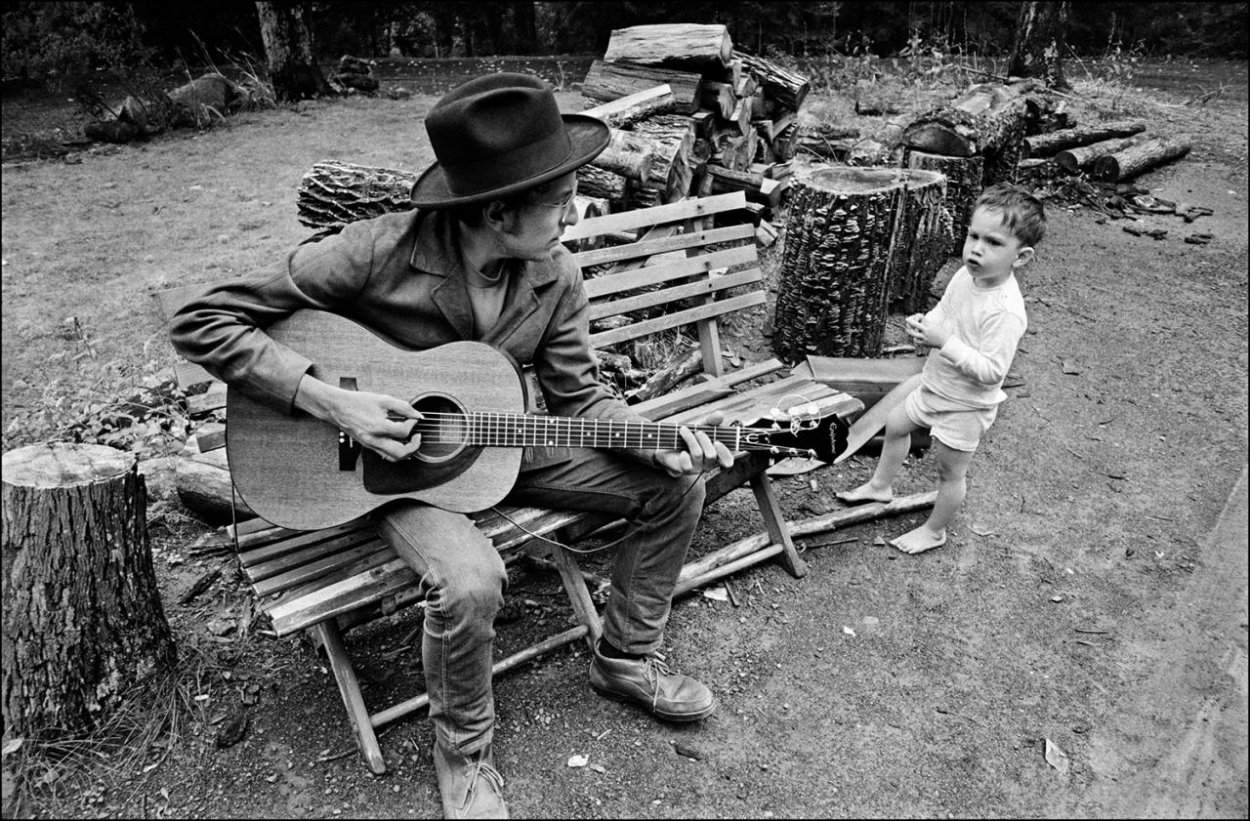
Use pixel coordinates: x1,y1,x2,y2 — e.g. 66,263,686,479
411,73,609,209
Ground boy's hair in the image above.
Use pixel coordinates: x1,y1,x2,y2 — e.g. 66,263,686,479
975,183,1047,247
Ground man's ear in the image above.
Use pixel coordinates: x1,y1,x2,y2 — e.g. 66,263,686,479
483,199,518,234
1012,246,1036,269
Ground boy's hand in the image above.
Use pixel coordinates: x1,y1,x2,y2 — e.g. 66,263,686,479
906,313,951,349
653,411,735,478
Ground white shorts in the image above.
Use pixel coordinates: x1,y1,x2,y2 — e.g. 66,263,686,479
904,386,998,453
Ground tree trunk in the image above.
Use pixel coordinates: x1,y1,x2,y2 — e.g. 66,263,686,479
1054,133,1151,173
255,2,331,102
1007,0,1071,90
1023,120,1146,158
603,23,732,70
773,167,943,361
2,444,177,737
582,60,703,114
1093,137,1191,182
905,149,984,252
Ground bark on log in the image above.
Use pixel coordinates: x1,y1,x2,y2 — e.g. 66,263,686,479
1054,133,1151,173
773,167,947,360
1022,120,1145,158
297,160,417,232
603,24,733,70
577,163,630,203
881,170,952,312
582,60,703,114
905,149,984,252
581,85,676,128
598,129,655,182
1092,137,1191,182
2,443,177,736
731,50,811,112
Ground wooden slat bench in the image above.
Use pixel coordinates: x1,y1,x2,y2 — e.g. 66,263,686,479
154,191,861,774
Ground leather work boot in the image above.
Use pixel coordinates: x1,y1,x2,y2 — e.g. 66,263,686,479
589,647,716,722
432,742,508,819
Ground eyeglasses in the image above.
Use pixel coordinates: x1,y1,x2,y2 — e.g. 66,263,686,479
530,184,577,211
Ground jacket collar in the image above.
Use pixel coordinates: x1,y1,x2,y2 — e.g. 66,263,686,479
409,209,560,288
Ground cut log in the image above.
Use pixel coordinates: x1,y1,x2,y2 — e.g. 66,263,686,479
297,160,417,232
1054,133,1151,173
1022,120,1146,159
732,50,811,112
580,85,676,128
3,443,177,736
903,83,1027,184
625,342,704,404
793,121,861,160
905,149,984,252
576,163,630,203
598,128,655,182
1013,157,1064,188
1092,137,1191,182
773,166,947,360
603,23,733,70
582,60,703,114
176,427,257,524
626,114,696,207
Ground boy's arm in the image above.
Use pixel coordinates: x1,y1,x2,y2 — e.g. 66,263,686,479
937,312,1026,385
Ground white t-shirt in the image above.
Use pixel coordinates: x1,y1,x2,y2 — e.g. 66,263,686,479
920,267,1028,409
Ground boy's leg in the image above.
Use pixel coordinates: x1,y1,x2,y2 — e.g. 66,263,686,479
837,397,922,504
891,441,974,554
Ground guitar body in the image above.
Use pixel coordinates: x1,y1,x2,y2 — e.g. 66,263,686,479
227,311,524,530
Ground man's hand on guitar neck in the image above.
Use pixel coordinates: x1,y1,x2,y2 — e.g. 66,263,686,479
294,375,424,462
652,410,735,478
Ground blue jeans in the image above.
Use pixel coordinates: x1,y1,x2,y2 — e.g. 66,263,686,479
377,448,706,755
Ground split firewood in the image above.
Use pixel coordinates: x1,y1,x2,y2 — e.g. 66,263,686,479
1093,137,1192,182
582,59,703,114
580,84,676,128
731,49,811,112
1022,120,1146,158
603,23,733,70
699,81,737,120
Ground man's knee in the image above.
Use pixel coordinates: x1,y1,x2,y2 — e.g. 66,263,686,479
434,551,507,622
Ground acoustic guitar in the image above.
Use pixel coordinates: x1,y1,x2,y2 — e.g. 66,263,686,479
226,310,841,530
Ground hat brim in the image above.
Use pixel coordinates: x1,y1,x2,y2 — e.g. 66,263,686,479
410,115,610,209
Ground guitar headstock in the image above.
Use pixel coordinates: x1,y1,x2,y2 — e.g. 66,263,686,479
763,413,848,463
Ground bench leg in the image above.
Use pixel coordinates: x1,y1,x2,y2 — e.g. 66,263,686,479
547,545,604,650
308,621,387,775
748,472,809,579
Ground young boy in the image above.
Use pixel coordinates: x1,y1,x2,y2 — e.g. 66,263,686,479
836,183,1046,554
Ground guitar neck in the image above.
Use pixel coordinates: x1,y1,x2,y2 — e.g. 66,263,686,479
421,413,773,452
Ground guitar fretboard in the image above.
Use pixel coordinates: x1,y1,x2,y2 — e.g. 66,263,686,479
414,413,788,453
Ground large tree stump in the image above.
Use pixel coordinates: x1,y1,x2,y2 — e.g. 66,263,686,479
882,170,953,313
773,167,947,361
2,444,176,737
906,149,984,252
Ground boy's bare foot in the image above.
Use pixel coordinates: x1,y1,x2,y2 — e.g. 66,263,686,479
889,526,947,554
835,483,894,505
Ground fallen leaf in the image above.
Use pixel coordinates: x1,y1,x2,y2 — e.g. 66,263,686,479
674,742,703,760
842,625,857,637
1061,361,1081,375
567,754,589,768
701,587,729,602
589,764,606,773
1044,738,1070,774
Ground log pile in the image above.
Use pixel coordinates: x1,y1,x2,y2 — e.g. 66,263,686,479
577,23,812,228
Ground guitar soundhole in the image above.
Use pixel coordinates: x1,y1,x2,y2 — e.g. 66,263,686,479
409,393,468,463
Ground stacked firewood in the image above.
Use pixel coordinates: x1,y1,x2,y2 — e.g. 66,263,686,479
576,23,812,244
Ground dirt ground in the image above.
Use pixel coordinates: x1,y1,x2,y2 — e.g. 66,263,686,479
1,59,1247,818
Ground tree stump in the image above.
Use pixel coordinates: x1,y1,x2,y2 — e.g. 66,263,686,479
2,444,176,737
773,167,948,361
906,149,984,252
882,170,952,313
